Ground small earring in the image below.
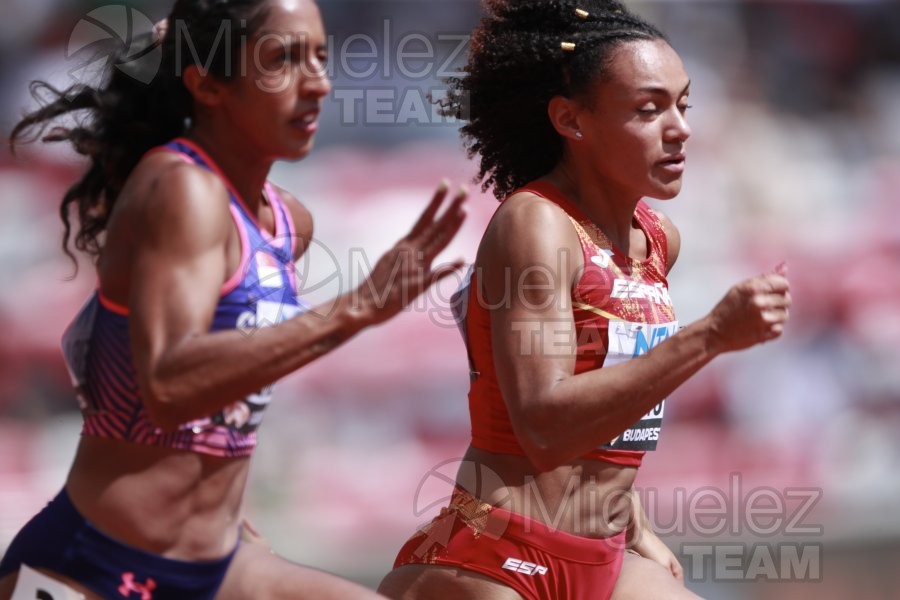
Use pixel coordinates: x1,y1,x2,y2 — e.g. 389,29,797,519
575,131,584,140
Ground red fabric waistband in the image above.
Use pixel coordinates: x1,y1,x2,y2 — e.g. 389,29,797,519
453,488,627,564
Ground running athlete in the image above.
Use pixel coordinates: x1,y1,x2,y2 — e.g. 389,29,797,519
379,1,790,599
0,0,466,598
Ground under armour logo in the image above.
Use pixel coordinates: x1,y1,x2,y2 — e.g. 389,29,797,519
118,573,156,600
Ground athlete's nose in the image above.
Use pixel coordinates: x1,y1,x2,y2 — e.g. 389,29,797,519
302,56,331,99
664,107,691,144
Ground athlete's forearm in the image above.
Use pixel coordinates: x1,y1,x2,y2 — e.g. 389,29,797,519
519,267,790,471
140,292,376,430
518,316,718,471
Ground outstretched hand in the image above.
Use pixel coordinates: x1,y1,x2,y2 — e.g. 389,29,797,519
355,181,468,325
707,262,792,354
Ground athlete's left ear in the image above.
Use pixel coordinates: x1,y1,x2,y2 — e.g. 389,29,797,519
548,95,585,143
183,65,227,109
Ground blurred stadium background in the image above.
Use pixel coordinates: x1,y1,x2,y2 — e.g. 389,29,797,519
1,1,899,598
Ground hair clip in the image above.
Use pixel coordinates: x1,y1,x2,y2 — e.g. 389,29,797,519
153,18,168,42
561,41,576,52
575,8,590,19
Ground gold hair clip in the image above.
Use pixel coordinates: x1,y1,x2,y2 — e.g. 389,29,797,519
561,41,576,52
575,8,590,19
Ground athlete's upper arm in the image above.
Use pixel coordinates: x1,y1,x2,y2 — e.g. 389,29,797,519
273,184,313,261
481,194,582,455
127,162,232,411
653,209,681,274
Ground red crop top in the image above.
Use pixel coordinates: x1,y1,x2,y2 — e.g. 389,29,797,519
454,181,679,468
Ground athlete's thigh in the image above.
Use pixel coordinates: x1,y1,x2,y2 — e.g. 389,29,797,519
216,541,384,600
378,564,525,600
0,569,104,600
610,552,703,600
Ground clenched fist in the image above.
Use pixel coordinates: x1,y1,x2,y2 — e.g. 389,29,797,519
707,263,791,354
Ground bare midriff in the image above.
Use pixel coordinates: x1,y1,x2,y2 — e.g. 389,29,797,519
462,445,636,539
65,436,249,560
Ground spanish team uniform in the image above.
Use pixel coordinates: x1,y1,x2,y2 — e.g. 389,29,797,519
392,181,678,600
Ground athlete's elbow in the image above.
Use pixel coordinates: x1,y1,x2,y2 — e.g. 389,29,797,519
141,380,187,432
523,446,565,472
144,403,184,433
520,439,570,472
515,408,570,471
147,410,183,433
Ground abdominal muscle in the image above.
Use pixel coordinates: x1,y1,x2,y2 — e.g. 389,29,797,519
65,435,250,561
462,446,636,539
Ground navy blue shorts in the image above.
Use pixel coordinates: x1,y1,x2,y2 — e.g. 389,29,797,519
0,489,238,599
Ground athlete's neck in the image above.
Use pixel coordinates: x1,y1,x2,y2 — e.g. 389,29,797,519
545,162,641,256
185,127,273,213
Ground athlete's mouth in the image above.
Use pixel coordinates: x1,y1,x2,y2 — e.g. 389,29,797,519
656,153,686,175
657,153,686,166
290,111,319,134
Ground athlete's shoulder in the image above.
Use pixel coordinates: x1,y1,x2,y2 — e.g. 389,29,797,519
139,149,225,196
479,187,581,276
269,185,312,230
645,205,676,230
269,183,313,260
493,188,573,234
646,206,680,274
125,150,232,246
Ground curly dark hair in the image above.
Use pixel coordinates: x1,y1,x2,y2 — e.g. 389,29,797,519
9,0,272,269
444,0,666,200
